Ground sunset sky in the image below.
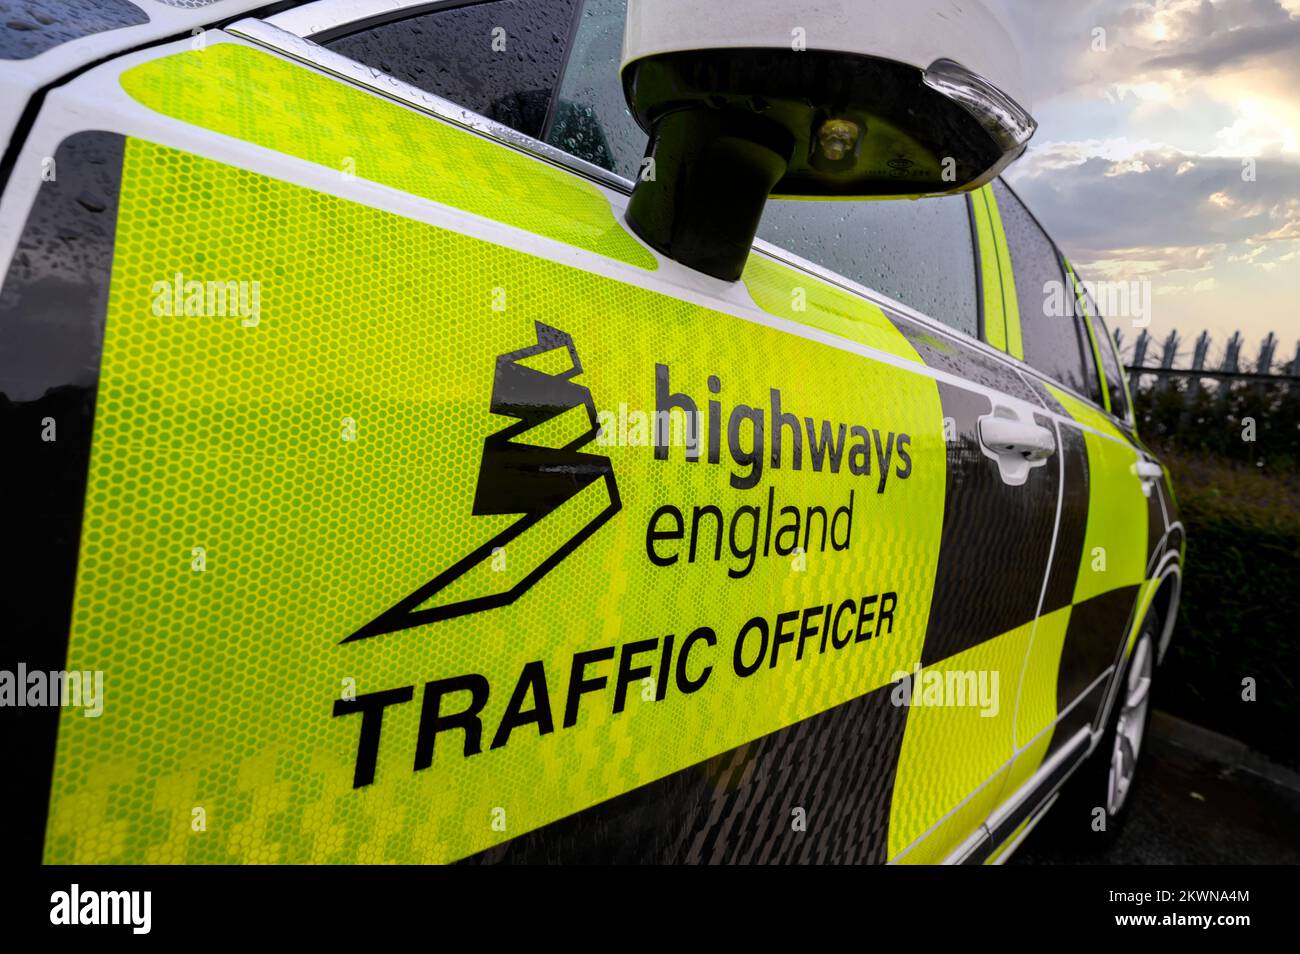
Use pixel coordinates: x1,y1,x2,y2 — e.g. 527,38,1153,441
990,0,1300,369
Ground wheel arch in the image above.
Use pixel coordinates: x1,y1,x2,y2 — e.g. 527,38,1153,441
1149,550,1182,666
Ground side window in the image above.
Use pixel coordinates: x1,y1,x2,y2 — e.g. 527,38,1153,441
1083,288,1129,419
314,0,984,342
756,196,980,337
993,180,1102,402
544,0,647,179
529,0,985,336
321,0,581,141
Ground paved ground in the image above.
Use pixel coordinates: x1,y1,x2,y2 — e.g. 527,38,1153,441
1015,711,1300,864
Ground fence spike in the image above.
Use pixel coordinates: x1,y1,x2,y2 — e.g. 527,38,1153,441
1130,329,1150,394
1256,332,1277,375
1190,331,1210,397
1222,331,1242,373
1158,330,1180,392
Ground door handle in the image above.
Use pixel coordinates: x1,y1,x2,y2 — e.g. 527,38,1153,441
977,415,1056,487
1133,459,1162,497
978,417,1057,461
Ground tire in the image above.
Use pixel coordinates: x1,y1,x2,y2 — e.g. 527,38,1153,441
1054,610,1157,850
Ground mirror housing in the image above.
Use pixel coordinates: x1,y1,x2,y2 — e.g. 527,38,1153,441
620,0,1037,280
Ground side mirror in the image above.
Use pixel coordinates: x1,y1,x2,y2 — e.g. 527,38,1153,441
620,0,1036,280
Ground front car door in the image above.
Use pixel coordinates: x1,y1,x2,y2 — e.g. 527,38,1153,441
2,0,1061,864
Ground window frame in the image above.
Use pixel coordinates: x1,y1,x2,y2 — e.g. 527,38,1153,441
966,191,987,346
232,7,630,194
305,0,585,143
992,178,1118,418
1100,313,1135,425
1079,279,1135,425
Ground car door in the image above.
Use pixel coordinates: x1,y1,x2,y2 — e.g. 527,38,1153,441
753,188,1067,863
505,0,1067,864
973,180,1160,848
3,0,1055,865
1071,268,1179,664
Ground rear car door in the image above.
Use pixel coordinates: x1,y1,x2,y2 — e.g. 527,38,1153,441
2,0,1052,864
752,192,1065,863
974,180,1162,841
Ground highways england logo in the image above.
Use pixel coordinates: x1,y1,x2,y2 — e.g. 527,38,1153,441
343,322,620,642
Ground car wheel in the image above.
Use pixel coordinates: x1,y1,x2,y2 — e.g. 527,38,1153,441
1052,610,1157,849
1106,619,1154,818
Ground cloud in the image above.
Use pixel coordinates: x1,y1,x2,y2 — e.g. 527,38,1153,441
1006,145,1300,279
1139,4,1300,76
1207,99,1300,157
984,2,1300,343
992,0,1300,118
1069,244,1226,279
1253,218,1300,241
1011,137,1185,175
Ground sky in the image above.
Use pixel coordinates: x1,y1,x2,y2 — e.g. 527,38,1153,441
987,0,1300,369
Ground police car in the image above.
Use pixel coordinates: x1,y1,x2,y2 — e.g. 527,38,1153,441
0,0,1182,864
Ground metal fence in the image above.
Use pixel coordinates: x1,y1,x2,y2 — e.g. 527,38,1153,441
1117,329,1300,394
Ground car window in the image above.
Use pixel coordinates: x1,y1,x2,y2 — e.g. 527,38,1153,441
541,0,983,336
756,196,980,338
544,0,647,179
993,180,1102,403
1083,287,1129,419
318,0,981,340
321,0,581,141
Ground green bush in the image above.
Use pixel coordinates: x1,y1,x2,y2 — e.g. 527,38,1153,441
1134,376,1300,475
1152,447,1300,767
